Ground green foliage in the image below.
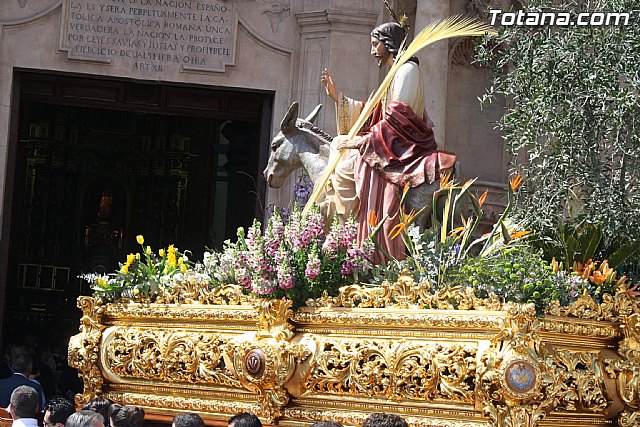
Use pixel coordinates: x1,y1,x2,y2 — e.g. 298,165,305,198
450,246,581,312
476,0,640,273
533,218,640,270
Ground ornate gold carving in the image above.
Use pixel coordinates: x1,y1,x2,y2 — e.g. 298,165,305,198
548,350,608,413
102,328,240,387
307,338,476,403
546,286,640,322
68,297,106,405
154,283,257,306
69,271,640,427
226,299,312,423
477,304,560,427
307,271,502,310
604,313,640,425
105,391,260,417
283,407,487,427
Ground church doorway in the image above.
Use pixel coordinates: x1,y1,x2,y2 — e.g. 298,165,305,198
0,70,272,344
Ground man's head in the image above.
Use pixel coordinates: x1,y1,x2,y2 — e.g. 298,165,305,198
10,351,33,376
8,385,39,419
65,410,105,427
310,422,344,427
81,398,113,427
44,397,76,427
362,413,408,427
172,413,205,427
227,413,262,427
370,23,406,67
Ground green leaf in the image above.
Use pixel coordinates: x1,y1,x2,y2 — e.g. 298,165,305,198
608,241,640,270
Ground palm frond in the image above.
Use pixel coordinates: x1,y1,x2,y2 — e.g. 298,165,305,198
303,16,497,215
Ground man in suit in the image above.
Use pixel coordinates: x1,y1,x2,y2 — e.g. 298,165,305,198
0,352,43,409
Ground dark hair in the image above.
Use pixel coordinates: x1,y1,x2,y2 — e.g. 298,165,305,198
44,397,76,424
371,23,406,57
362,413,408,427
10,385,39,418
310,422,344,427
66,410,104,427
228,413,262,427
82,397,114,427
10,352,33,375
109,404,145,427
172,413,205,427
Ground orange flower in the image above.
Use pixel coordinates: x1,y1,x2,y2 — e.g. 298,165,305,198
510,229,531,239
478,190,488,206
402,182,411,197
509,172,523,191
368,210,379,228
450,226,465,236
439,171,453,190
389,209,418,239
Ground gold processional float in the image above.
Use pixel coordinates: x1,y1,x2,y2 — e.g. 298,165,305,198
68,275,640,427
67,15,640,427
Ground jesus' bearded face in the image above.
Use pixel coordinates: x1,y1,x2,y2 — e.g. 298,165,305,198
370,36,392,68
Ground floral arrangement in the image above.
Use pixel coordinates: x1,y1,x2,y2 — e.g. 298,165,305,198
80,235,203,302
368,172,638,313
201,207,373,307
80,169,637,314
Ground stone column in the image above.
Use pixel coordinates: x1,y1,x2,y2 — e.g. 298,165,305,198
295,8,379,134
414,1,449,149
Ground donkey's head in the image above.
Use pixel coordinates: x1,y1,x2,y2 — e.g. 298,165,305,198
263,102,327,188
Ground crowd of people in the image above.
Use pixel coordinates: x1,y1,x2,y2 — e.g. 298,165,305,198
3,383,411,427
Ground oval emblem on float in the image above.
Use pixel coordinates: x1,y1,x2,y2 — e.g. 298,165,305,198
504,360,537,394
245,348,266,378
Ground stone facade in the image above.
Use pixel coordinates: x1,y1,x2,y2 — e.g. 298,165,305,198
0,0,507,236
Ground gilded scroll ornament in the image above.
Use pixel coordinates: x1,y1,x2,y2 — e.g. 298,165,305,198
225,299,313,422
477,304,560,427
102,328,240,387
68,296,106,405
307,271,502,311
604,313,640,426
155,283,258,306
307,338,476,403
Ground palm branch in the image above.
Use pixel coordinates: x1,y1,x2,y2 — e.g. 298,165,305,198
303,16,497,216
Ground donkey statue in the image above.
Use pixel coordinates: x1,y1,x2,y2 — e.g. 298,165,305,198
263,102,458,229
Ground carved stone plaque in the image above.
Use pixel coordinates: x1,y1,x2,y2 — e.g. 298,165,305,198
59,0,237,73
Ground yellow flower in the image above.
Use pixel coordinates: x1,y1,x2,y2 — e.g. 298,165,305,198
121,265,129,274
167,244,177,267
96,277,108,287
146,246,152,255
180,264,187,273
159,248,165,257
136,235,144,245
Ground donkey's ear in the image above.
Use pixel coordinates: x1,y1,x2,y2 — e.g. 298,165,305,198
280,102,299,131
305,104,323,124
